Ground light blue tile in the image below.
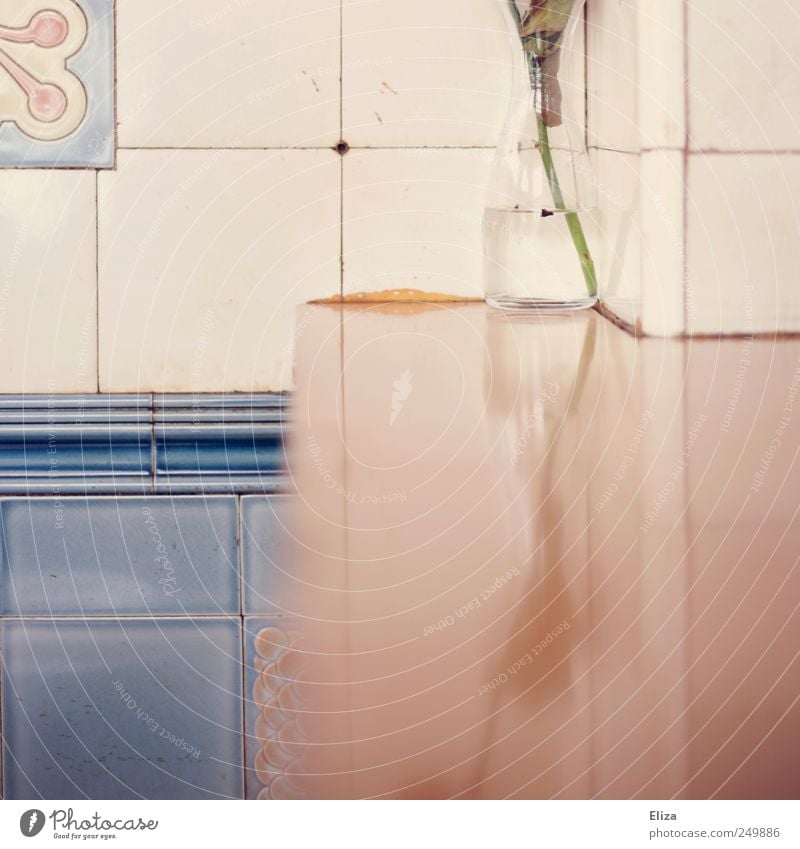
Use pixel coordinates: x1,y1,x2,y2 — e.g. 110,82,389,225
0,0,115,168
154,394,289,416
1,618,244,800
152,477,285,495
241,496,293,615
0,497,239,616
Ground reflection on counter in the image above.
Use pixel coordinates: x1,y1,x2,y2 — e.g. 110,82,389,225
246,304,800,799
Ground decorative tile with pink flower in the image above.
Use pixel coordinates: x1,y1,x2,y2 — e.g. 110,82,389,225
0,0,113,167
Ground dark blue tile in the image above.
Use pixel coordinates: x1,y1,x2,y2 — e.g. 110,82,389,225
0,424,152,479
1,618,243,800
0,497,239,616
155,425,285,480
241,496,293,615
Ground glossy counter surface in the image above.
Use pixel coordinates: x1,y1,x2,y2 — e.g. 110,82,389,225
261,304,800,800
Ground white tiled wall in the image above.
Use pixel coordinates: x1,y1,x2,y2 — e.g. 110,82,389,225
343,148,492,297
117,0,341,149
685,154,800,334
588,0,800,336
342,0,510,147
99,149,340,392
587,0,686,334
4,0,800,393
5,0,522,392
0,171,97,393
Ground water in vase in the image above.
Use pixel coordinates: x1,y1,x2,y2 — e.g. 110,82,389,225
483,207,597,312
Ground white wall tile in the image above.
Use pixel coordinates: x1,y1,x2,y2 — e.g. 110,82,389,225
639,149,685,336
686,153,800,335
343,148,491,297
592,148,642,328
99,149,340,392
587,0,639,153
587,1,686,334
688,2,800,151
0,172,96,392
637,0,685,149
117,0,340,148
342,0,512,147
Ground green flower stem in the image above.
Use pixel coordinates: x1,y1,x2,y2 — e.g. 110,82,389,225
508,0,597,298
535,111,597,297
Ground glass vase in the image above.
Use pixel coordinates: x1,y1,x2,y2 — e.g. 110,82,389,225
484,0,598,312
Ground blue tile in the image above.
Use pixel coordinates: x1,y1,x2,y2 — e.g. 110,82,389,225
242,496,293,615
152,477,285,495
244,617,307,800
155,425,285,479
1,618,243,800
0,479,153,496
154,394,289,416
0,394,289,494
0,497,239,616
0,394,150,412
0,424,152,479
0,1,115,168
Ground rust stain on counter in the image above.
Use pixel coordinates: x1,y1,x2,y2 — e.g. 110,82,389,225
310,288,482,305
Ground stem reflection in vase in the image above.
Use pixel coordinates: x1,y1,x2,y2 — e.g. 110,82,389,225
484,0,598,312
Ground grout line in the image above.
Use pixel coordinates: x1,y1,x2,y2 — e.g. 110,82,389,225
112,0,118,169
342,144,497,151
587,145,800,156
115,144,501,152
237,509,247,801
340,158,344,296
339,0,344,140
237,495,244,619
95,171,100,394
682,0,690,336
583,5,589,152
0,615,4,800
339,0,344,296
116,146,339,152
8,143,800,158
150,393,156,493
686,148,800,156
0,615,242,621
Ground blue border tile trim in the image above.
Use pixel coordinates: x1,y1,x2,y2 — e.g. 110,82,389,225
155,425,284,483
0,424,152,476
0,394,149,410
0,0,116,168
0,394,289,494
